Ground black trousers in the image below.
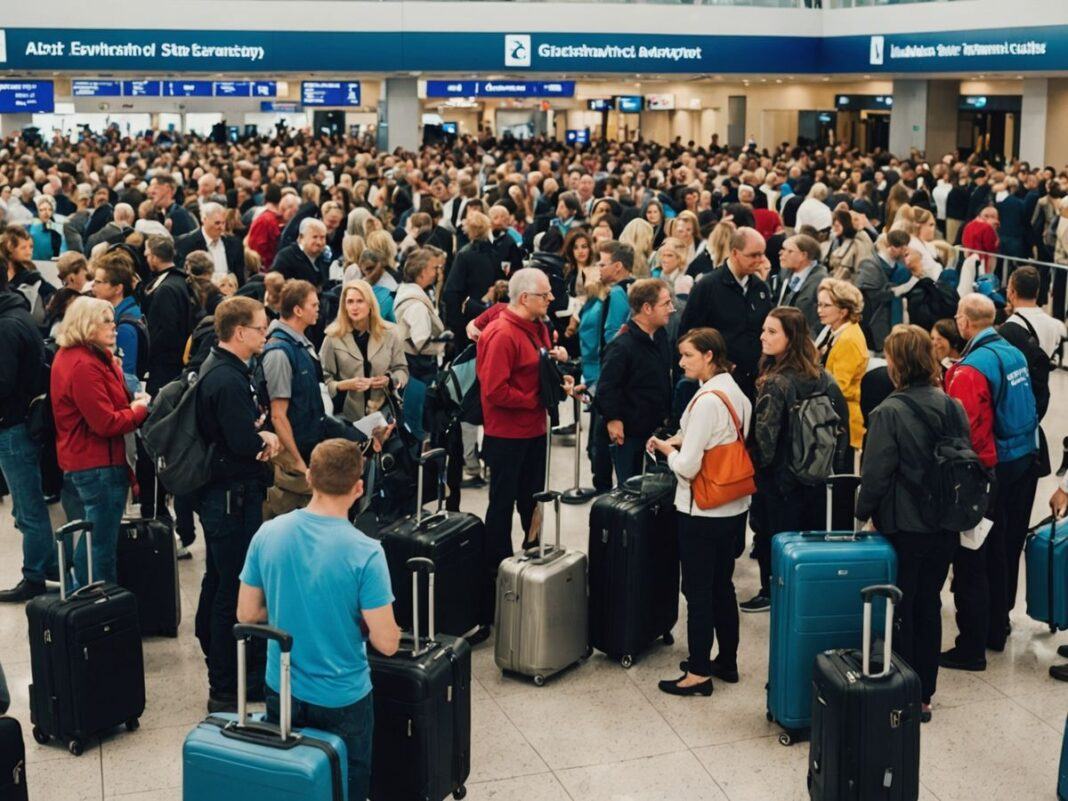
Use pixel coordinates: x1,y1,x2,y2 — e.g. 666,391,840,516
678,511,745,675
588,408,614,493
752,482,826,598
989,456,1036,643
480,433,546,626
887,531,957,703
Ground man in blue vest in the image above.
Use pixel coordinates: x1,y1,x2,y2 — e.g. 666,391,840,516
941,293,1038,672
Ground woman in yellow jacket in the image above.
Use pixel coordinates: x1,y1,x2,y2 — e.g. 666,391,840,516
814,278,869,452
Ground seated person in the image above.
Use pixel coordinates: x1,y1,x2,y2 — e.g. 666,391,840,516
238,439,401,801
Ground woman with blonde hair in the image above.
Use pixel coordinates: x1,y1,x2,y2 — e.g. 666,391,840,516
671,210,705,271
652,236,687,294
814,278,869,450
620,218,655,278
708,222,735,269
320,279,409,422
892,205,942,278
51,296,150,586
339,233,366,284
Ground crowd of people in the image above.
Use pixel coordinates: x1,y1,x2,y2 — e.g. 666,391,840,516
0,124,1067,796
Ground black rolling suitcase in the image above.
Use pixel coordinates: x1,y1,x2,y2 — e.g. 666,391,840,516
117,483,181,637
377,448,485,638
369,557,471,801
26,520,145,756
808,584,922,801
588,464,680,667
0,716,28,801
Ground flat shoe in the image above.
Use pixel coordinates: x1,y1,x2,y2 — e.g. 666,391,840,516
657,674,713,697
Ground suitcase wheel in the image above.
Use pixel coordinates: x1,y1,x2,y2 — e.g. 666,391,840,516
621,655,633,669
533,674,546,687
662,632,674,646
778,732,794,747
68,739,84,756
32,727,49,745
453,786,467,800
126,718,140,732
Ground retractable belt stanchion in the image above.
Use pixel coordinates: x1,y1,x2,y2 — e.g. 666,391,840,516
561,393,597,505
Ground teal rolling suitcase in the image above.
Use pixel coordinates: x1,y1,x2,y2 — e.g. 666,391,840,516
1025,516,1068,632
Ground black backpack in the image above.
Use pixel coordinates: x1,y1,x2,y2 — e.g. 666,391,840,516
117,313,151,381
999,313,1052,420
785,374,841,486
905,277,959,332
896,393,991,532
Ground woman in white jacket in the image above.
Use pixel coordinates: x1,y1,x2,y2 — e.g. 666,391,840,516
647,327,753,697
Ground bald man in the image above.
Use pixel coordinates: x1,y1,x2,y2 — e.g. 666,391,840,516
678,227,774,401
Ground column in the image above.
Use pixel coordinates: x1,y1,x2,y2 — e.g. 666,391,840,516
381,78,420,152
924,80,960,161
1019,78,1048,167
888,79,927,158
0,113,33,137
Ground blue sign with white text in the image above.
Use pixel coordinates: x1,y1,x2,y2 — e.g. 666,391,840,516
425,80,575,98
72,79,122,97
251,81,276,97
260,101,300,112
163,80,213,97
0,81,54,112
213,81,250,96
301,81,361,106
122,80,161,96
566,129,589,144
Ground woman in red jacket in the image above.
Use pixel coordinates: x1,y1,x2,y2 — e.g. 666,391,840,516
52,297,150,587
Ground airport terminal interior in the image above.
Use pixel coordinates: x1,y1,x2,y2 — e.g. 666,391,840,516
2,0,1068,798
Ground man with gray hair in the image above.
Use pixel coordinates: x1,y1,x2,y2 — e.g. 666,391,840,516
271,217,329,287
176,201,245,283
776,233,827,334
941,292,1038,673
473,266,572,643
85,202,136,252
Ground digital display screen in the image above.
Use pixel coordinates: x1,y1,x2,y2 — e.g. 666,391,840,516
301,81,362,106
0,81,54,112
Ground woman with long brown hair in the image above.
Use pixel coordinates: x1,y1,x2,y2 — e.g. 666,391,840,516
743,307,849,612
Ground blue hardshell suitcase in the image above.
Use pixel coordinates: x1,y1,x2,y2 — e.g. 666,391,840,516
183,625,348,801
767,527,896,745
1025,516,1068,632
1059,713,1068,801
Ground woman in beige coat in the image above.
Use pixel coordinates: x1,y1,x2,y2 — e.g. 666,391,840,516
320,279,409,422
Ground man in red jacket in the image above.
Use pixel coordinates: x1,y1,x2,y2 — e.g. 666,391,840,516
473,267,571,642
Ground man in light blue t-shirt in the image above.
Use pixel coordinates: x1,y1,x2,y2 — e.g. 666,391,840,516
238,438,400,801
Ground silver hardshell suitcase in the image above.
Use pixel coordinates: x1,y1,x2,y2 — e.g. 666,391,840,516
494,490,589,685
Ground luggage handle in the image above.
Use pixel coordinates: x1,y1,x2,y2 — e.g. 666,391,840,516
861,584,902,679
620,452,660,497
531,490,562,562
415,448,448,527
233,624,295,741
55,520,94,601
825,473,861,532
800,531,866,542
408,557,436,656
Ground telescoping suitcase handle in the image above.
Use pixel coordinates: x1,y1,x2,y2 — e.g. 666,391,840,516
414,448,448,528
54,519,97,601
824,473,862,534
408,557,436,656
860,584,903,679
232,624,296,742
531,490,563,562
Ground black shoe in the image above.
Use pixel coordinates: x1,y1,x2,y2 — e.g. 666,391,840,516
657,674,713,697
1058,436,1068,477
0,579,47,603
552,423,576,437
460,475,487,489
465,626,492,646
739,594,770,613
1057,645,1068,659
679,659,739,684
1050,664,1068,682
207,692,238,713
986,640,1006,653
939,648,986,672
921,705,932,723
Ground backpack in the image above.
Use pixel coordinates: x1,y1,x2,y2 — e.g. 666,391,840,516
117,313,151,381
786,375,841,486
1000,312,1052,419
905,277,959,332
26,338,62,498
895,393,991,532
140,354,221,496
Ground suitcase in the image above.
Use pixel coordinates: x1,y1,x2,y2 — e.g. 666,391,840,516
0,717,28,801
808,585,922,801
495,489,589,685
1025,515,1068,632
588,461,680,668
377,448,484,638
1059,712,1068,801
26,520,145,755
183,624,348,801
369,557,471,801
767,478,897,745
117,492,181,637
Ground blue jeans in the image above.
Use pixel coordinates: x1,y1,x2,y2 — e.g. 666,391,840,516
65,466,129,587
0,423,56,583
266,689,374,801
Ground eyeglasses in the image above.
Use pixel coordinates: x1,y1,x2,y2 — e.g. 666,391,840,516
525,291,553,300
242,324,269,335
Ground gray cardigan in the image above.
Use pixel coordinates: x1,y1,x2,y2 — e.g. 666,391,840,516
856,384,971,534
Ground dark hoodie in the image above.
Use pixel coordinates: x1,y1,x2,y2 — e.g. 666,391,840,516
0,291,47,428
8,267,56,330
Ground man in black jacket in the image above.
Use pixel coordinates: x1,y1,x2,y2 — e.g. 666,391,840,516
142,234,194,395
596,278,674,484
150,173,199,237
441,212,503,343
176,203,246,284
271,218,329,288
0,284,56,602
678,228,773,402
85,202,136,253
193,295,281,712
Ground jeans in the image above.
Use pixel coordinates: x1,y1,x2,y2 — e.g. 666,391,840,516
609,436,646,486
678,512,745,675
0,423,56,583
194,481,266,695
266,689,374,801
66,466,129,586
887,531,956,703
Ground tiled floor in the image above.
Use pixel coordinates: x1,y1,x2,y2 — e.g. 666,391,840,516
2,373,1067,800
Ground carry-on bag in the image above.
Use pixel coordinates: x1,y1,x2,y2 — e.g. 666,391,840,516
587,458,679,667
767,477,896,745
808,584,922,801
182,624,348,800
495,489,589,685
117,480,180,637
369,557,471,801
0,716,28,801
26,520,145,755
377,448,485,638
1025,515,1068,632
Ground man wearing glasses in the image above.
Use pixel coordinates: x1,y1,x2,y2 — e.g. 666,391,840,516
679,227,773,402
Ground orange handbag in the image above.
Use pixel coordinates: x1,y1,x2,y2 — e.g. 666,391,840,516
688,389,757,510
